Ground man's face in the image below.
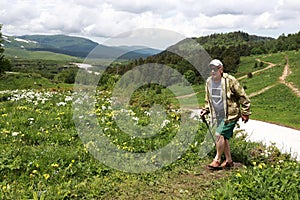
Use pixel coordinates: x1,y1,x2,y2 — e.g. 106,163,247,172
210,65,223,80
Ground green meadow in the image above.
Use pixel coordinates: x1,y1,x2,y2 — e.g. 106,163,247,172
4,48,80,61
0,50,299,199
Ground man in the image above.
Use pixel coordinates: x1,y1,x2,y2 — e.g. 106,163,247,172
200,59,251,169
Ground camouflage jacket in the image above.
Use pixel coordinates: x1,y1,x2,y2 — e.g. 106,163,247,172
204,73,251,124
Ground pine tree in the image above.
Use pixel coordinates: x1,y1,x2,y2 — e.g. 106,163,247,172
0,24,12,74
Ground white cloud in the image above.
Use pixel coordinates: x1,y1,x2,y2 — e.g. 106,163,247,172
252,12,281,30
1,0,299,44
104,0,177,14
102,28,187,49
279,0,300,11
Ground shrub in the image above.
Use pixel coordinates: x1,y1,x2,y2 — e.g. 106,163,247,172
247,72,253,78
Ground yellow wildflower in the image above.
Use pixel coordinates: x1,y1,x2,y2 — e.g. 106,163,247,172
51,163,59,168
17,106,28,110
236,173,242,178
258,164,264,169
1,129,10,134
43,174,50,180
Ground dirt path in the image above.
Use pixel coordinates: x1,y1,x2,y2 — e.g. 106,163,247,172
248,84,278,98
278,55,300,97
176,92,199,99
279,56,292,82
249,55,300,98
237,59,276,80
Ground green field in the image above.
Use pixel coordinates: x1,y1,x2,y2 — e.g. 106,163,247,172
4,48,81,61
237,50,300,129
251,84,300,129
0,72,73,91
0,50,299,199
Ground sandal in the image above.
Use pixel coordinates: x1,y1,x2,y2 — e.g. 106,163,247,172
221,160,234,168
208,160,221,168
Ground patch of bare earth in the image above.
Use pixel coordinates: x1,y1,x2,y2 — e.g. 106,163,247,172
249,84,278,98
103,161,244,200
248,56,300,98
279,55,300,97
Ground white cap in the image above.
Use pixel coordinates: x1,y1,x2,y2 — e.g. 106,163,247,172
209,59,223,67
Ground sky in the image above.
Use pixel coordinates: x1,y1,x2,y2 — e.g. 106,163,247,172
1,0,300,48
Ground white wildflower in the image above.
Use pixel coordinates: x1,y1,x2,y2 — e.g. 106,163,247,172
65,96,72,101
161,119,170,128
12,132,20,136
144,111,151,116
56,102,67,106
132,117,139,122
28,117,34,125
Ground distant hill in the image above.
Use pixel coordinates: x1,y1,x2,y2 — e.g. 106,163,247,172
194,31,275,48
2,34,162,59
118,45,162,58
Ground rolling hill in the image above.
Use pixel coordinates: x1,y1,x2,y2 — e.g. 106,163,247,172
2,34,162,59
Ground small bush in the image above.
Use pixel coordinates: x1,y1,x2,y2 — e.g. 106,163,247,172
247,72,253,78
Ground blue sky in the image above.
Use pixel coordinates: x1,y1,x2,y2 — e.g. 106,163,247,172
1,0,300,47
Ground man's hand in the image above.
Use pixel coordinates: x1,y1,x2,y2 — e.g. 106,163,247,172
241,115,249,123
200,109,208,118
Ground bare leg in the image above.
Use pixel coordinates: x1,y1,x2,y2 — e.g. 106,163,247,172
213,135,225,162
224,139,232,162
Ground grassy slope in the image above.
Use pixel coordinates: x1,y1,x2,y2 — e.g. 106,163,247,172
0,50,299,199
0,72,73,91
251,84,300,129
4,48,81,61
238,50,300,129
239,64,283,95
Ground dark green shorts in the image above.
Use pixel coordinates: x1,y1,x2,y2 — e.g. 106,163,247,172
216,120,237,140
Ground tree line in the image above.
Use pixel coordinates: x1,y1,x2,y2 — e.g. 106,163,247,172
106,31,300,85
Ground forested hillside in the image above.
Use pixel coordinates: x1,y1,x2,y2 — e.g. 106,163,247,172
195,31,274,47
106,31,300,85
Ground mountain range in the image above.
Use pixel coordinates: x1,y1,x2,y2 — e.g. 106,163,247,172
4,31,298,62
2,34,162,59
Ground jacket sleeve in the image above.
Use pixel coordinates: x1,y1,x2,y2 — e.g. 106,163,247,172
232,77,251,116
